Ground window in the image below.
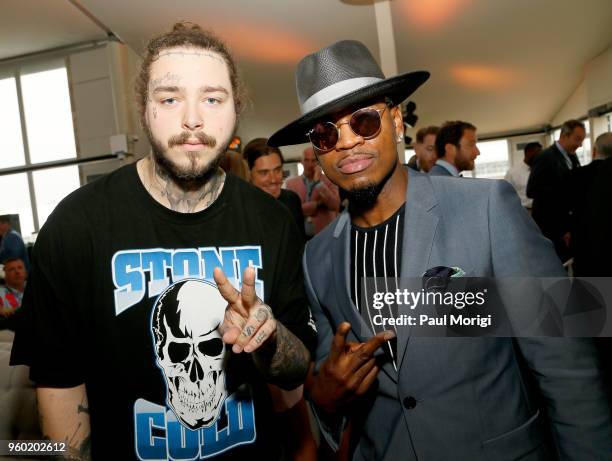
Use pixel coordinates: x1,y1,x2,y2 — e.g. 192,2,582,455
550,128,561,147
0,174,34,239
33,166,80,228
404,148,416,164
21,66,77,164
0,77,25,169
0,60,80,238
473,139,509,179
576,120,591,165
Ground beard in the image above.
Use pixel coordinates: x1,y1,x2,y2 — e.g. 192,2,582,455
455,152,475,172
145,122,234,186
345,159,397,211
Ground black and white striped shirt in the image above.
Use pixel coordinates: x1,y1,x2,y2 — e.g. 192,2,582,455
350,204,405,369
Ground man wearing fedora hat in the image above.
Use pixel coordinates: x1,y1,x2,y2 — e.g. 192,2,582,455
269,40,611,460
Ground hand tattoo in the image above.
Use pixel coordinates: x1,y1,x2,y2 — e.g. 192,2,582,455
242,326,255,338
253,323,310,390
255,330,267,344
254,306,270,322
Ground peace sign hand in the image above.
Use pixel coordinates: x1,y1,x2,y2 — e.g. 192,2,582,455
213,266,277,354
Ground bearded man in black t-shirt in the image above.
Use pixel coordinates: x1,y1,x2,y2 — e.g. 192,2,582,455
11,22,316,461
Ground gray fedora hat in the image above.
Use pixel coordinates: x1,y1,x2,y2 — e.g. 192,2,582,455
268,40,429,147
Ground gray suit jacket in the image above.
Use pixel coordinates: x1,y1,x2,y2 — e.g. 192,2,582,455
303,169,611,460
428,162,455,177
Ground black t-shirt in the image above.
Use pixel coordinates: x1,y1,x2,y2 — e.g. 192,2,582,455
11,164,316,460
277,189,305,241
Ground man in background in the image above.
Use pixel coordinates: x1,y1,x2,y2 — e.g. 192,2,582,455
0,216,29,272
527,119,585,262
504,142,542,210
568,131,612,276
413,125,439,172
243,138,305,240
429,121,480,177
0,257,27,330
286,147,340,238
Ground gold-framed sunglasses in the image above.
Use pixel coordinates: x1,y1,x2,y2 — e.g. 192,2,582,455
306,105,388,152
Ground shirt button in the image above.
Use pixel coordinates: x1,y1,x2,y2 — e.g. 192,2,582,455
403,396,417,409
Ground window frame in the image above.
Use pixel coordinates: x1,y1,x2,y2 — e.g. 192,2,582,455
0,57,79,236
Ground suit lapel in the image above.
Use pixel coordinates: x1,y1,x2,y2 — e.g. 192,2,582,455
397,170,439,369
331,211,398,383
331,213,371,342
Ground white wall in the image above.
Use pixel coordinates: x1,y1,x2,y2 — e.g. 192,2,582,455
551,80,588,127
551,43,612,126
68,42,149,183
586,44,612,109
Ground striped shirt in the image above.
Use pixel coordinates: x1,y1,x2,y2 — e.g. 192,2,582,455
350,204,405,369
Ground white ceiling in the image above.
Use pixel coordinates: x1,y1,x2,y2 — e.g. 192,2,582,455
0,0,107,60
392,0,612,134
2,0,612,153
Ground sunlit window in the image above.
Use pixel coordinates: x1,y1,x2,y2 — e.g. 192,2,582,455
404,148,416,164
0,174,34,237
0,77,25,169
576,120,591,165
0,61,80,239
473,139,509,179
21,66,77,163
33,166,80,227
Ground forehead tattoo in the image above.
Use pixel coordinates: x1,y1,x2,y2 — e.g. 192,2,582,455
148,72,182,103
149,72,181,91
155,50,225,65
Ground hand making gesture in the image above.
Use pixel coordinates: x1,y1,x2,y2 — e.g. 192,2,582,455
213,266,276,354
308,322,395,414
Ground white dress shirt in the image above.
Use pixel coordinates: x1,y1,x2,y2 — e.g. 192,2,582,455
504,161,532,208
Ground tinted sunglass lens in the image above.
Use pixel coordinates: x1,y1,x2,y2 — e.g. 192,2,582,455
351,109,381,138
310,122,338,151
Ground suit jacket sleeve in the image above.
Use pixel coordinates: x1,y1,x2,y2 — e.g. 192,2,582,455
488,180,612,459
302,246,346,451
526,152,555,200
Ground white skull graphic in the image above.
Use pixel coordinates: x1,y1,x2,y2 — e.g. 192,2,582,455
152,279,227,429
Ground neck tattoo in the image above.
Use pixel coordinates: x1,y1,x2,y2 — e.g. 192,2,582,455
142,157,225,213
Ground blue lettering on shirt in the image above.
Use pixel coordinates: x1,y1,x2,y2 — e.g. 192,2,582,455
112,246,263,316
134,391,257,460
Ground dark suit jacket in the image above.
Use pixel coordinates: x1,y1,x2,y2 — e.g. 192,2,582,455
526,144,580,261
567,159,607,276
569,157,612,403
304,169,611,460
584,157,612,275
